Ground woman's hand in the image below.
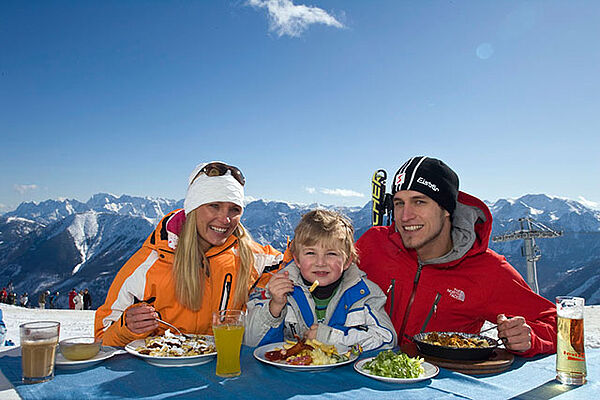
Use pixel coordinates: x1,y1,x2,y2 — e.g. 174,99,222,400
125,304,159,334
496,314,532,352
268,271,294,318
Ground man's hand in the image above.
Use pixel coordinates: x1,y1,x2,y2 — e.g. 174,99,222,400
125,304,158,334
268,271,294,318
496,314,532,352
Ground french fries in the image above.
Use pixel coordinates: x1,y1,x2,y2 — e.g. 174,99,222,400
309,280,320,293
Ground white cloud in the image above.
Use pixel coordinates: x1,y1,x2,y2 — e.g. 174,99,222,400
305,187,316,194
247,0,344,37
14,184,38,195
320,188,365,198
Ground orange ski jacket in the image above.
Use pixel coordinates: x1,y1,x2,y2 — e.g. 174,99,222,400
94,209,283,346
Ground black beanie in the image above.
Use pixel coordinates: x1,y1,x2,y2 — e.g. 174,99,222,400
392,156,459,215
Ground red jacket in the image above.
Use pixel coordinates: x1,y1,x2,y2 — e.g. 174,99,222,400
356,191,557,357
68,290,77,309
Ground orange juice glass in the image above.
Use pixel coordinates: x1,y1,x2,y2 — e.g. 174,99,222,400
212,310,245,377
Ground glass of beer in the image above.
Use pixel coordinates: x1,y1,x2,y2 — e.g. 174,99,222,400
556,296,586,385
212,310,245,377
19,321,60,384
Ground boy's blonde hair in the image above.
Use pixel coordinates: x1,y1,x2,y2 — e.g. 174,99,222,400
290,209,358,264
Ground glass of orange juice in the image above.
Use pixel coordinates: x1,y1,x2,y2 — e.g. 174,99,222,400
212,309,246,377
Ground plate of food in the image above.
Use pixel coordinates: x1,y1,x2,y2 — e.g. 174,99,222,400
56,346,124,370
354,350,439,383
253,338,361,372
412,332,500,361
125,330,216,367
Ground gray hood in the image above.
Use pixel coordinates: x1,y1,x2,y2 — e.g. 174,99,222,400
424,202,487,266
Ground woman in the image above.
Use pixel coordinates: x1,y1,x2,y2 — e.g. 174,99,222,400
94,162,283,346
74,290,84,310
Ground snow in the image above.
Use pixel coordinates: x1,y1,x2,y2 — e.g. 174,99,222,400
577,196,600,210
1,304,95,346
67,213,100,274
528,207,544,215
5,217,36,224
2,303,600,349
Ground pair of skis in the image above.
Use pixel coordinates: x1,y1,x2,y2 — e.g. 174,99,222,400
371,170,393,226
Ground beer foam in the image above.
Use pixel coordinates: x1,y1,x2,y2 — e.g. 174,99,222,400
558,308,584,319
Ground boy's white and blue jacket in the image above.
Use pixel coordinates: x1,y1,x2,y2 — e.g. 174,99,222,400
244,262,397,351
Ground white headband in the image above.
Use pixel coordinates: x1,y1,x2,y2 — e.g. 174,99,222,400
183,162,245,215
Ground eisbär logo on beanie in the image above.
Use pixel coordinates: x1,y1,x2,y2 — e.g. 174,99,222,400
392,156,459,215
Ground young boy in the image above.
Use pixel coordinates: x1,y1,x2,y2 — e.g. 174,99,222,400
245,209,396,351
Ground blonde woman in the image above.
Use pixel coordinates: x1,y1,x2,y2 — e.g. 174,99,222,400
95,162,283,346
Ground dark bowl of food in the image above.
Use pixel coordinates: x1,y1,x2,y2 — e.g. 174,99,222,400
413,332,500,361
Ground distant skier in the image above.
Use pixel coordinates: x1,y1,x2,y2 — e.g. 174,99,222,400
83,289,92,310
19,293,29,308
6,291,16,305
49,291,60,309
38,290,50,309
68,289,77,310
74,290,84,310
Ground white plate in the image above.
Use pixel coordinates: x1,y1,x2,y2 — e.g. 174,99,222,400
354,357,439,383
125,336,216,367
253,342,358,372
56,346,124,370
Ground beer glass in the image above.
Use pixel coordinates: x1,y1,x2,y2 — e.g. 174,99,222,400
212,310,245,377
555,296,586,385
20,321,60,384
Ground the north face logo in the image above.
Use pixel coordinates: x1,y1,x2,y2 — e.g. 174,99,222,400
447,288,465,302
395,173,406,186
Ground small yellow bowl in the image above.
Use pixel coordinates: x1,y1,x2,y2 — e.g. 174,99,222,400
59,337,102,361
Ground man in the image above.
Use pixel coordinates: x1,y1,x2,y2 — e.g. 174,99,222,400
356,156,557,357
83,289,92,310
19,292,28,308
38,290,49,309
68,289,77,310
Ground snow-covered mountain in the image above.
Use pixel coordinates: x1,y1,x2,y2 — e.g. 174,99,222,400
1,193,599,308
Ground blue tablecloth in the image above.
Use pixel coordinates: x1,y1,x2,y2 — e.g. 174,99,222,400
0,346,597,399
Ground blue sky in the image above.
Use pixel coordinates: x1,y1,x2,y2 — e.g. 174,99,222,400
1,1,599,213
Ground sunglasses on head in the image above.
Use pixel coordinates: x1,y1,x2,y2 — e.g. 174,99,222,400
198,162,245,186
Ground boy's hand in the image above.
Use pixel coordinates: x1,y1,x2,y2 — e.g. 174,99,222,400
268,271,294,318
304,324,318,340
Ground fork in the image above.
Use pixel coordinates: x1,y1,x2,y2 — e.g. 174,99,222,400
156,318,193,338
479,324,498,334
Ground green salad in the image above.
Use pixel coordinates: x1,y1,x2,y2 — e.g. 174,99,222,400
363,350,425,379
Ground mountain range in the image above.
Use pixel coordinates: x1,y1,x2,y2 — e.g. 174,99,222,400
1,193,599,308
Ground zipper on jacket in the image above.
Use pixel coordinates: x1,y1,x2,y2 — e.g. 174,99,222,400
398,261,424,342
386,279,396,319
219,273,233,310
420,292,442,333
